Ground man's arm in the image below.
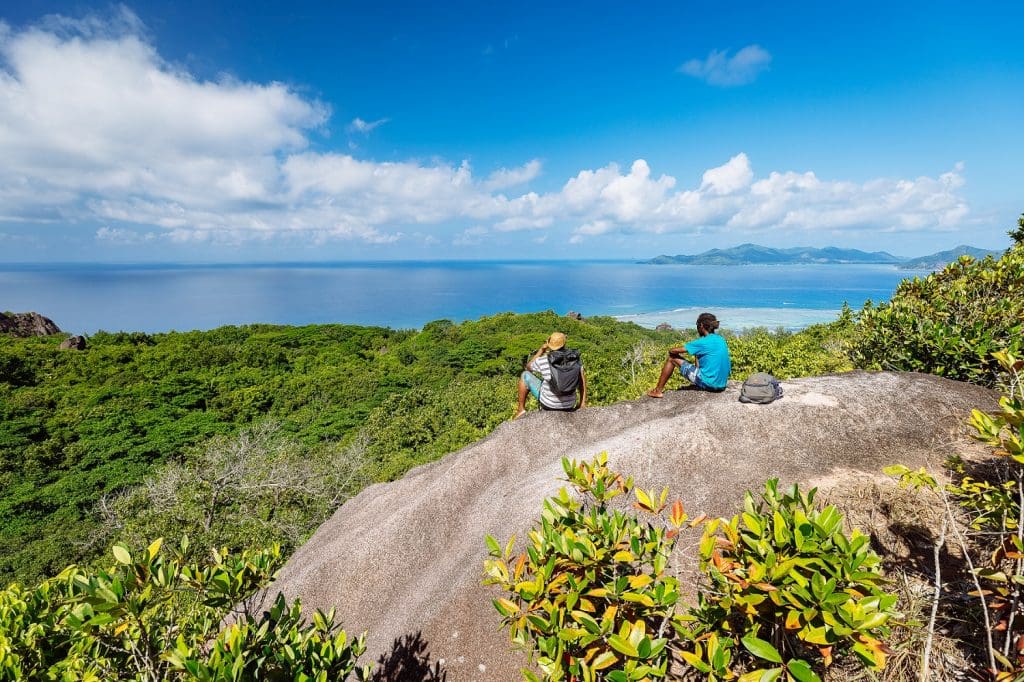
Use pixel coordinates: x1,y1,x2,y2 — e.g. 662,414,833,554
526,343,548,370
578,367,587,409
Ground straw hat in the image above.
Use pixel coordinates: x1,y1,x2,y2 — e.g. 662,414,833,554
546,332,566,350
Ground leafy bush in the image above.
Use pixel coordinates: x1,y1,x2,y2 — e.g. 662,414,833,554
485,456,898,681
727,316,854,380
0,538,372,680
483,454,690,682
851,243,1024,386
680,480,899,681
884,351,1024,679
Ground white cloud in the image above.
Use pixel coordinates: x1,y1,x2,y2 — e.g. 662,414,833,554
483,159,542,191
0,12,970,250
552,156,969,243
453,226,487,246
700,153,753,195
493,215,553,232
679,45,772,87
571,220,614,242
347,117,389,134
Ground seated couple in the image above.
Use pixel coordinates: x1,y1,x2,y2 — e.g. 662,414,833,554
513,313,731,419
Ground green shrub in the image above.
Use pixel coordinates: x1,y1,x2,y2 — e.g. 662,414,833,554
679,479,899,681
484,453,689,681
851,243,1024,386
728,316,854,380
485,456,897,681
0,538,372,680
886,351,1024,679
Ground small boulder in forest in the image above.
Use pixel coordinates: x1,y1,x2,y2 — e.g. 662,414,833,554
59,335,87,350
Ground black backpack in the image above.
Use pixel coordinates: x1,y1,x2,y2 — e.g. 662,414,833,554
738,372,783,404
546,348,582,396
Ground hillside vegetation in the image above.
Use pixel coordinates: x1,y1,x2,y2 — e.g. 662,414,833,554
2,225,1021,679
0,311,853,584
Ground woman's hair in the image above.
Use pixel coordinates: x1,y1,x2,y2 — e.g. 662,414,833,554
696,312,719,333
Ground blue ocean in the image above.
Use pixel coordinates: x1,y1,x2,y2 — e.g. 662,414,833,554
0,261,926,334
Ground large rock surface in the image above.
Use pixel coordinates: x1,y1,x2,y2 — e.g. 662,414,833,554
0,311,61,337
267,372,995,681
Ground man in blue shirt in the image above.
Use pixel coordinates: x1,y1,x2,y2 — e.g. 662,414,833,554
647,312,731,396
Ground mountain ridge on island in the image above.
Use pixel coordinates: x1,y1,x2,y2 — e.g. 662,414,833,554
643,242,1001,267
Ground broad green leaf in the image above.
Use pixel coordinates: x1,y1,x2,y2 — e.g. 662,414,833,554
786,658,822,682
741,634,782,664
607,634,639,658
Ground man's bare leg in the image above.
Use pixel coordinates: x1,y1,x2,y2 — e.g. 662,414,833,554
513,376,529,419
647,356,683,398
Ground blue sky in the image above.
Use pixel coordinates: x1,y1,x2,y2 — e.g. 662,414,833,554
0,1,1021,262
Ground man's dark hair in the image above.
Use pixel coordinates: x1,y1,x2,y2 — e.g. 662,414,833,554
696,312,719,333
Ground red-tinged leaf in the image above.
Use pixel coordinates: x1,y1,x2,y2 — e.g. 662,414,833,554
690,513,709,527
670,500,685,527
514,553,527,580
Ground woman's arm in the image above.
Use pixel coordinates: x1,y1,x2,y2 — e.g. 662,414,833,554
526,343,548,369
578,367,588,409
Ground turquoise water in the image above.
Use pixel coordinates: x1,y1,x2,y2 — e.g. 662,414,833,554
0,261,925,334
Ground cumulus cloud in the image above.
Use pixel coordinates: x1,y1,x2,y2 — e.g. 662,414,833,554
553,155,969,243
679,45,772,86
0,12,970,249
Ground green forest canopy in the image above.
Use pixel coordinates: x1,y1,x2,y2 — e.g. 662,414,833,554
0,311,854,584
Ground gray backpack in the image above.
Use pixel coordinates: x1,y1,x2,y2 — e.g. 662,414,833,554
739,373,783,404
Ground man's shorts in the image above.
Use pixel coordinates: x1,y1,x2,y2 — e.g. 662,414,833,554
678,360,715,390
522,371,542,399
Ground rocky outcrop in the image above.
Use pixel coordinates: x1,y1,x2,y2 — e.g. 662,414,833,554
266,372,995,681
656,322,673,331
565,311,584,321
0,312,61,337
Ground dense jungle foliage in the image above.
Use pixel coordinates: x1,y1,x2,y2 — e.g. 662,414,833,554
851,239,1023,386
0,311,852,584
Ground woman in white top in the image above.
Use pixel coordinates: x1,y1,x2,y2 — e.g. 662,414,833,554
513,331,587,419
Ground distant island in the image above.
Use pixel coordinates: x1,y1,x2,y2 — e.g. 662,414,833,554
895,245,1003,270
642,243,1001,268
